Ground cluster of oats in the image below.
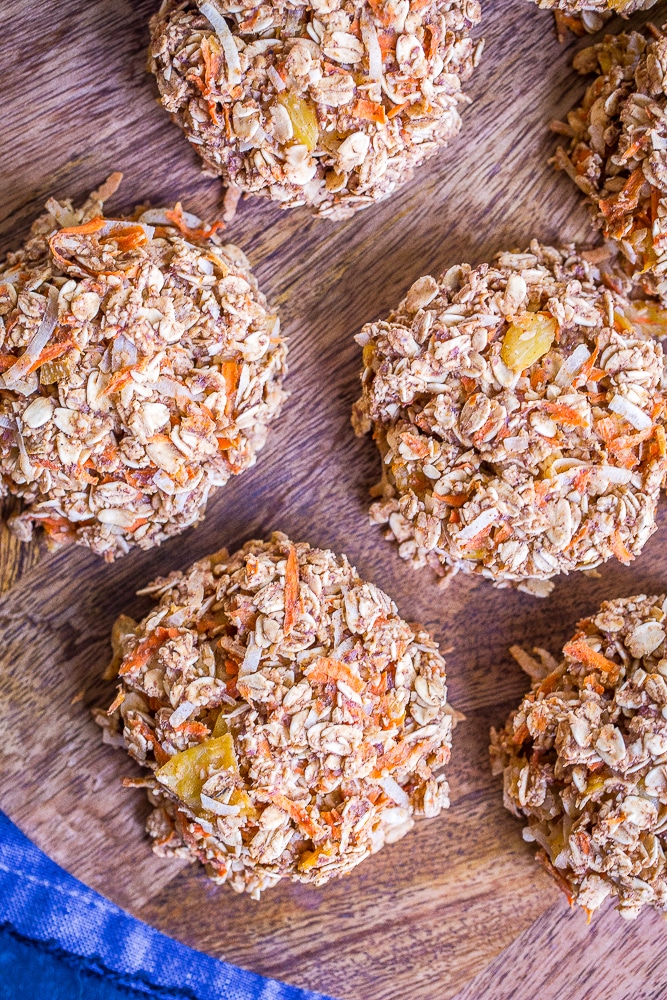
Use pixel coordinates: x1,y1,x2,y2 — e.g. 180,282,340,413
0,175,287,560
352,241,667,595
149,0,482,220
528,0,659,37
555,23,667,301
491,594,667,919
99,532,452,897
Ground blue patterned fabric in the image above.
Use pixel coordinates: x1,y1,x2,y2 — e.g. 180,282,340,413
0,812,333,1000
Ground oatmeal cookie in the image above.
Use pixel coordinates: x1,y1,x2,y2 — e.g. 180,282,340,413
352,242,667,594
555,23,667,301
98,532,452,897
529,0,659,38
0,175,287,560
491,594,667,919
149,0,483,220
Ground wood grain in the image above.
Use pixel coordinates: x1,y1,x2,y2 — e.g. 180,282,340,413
1,0,667,997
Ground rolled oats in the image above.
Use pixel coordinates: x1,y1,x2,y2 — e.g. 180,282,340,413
0,176,287,560
97,531,452,897
491,594,667,919
148,0,483,219
352,242,667,592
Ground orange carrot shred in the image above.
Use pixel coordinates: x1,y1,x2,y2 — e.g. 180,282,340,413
119,627,179,676
164,202,224,240
306,657,364,693
56,217,107,237
541,401,587,426
562,640,617,674
387,100,409,119
107,687,126,715
611,532,634,565
437,493,469,508
268,792,324,839
351,99,387,124
25,340,74,375
283,544,299,635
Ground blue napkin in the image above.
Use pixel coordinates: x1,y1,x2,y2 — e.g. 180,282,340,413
0,812,333,1000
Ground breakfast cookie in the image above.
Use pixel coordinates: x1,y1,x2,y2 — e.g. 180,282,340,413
0,175,287,559
352,242,667,595
149,0,483,219
491,594,667,919
99,532,453,897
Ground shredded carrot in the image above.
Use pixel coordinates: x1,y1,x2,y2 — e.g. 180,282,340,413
101,225,149,252
655,424,667,458
107,687,125,714
619,135,649,165
437,493,469,508
40,515,74,540
387,99,409,119
562,639,617,674
577,344,600,383
572,467,592,494
221,359,240,414
269,792,324,840
530,366,547,391
119,627,179,676
25,339,74,375
564,522,589,552
192,613,222,635
534,480,552,506
127,517,149,533
460,524,493,550
611,531,634,565
473,416,502,446
541,401,587,426
48,217,107,270
583,674,605,695
493,523,512,546
536,667,565,696
366,0,393,26
512,722,530,746
57,217,107,237
372,739,424,776
306,657,364,693
0,353,19,372
425,23,439,59
124,465,158,489
32,458,62,471
283,544,299,635
351,98,387,124
103,367,137,396
164,202,224,240
599,168,645,225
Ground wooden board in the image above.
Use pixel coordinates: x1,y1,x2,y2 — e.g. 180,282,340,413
1,0,667,997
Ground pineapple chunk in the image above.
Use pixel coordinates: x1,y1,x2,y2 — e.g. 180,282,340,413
156,734,239,812
278,93,319,151
40,349,77,385
500,312,557,373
